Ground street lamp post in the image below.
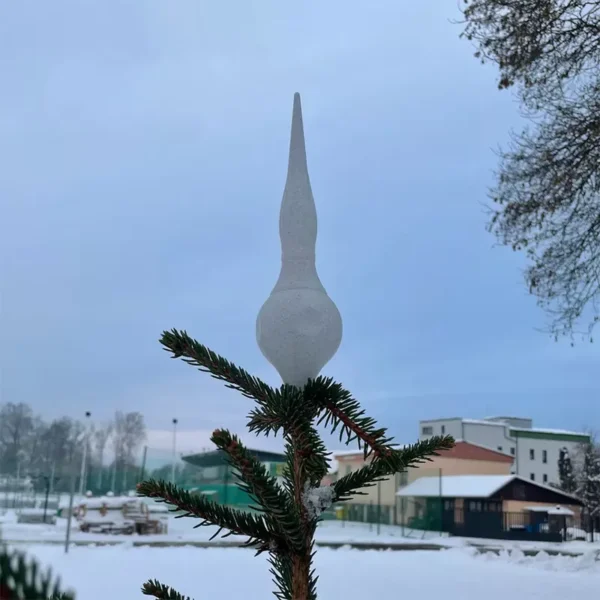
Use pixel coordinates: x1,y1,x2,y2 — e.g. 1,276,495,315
78,411,92,497
65,426,83,555
171,418,178,484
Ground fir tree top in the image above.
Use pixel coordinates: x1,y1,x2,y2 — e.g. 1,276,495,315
136,330,454,600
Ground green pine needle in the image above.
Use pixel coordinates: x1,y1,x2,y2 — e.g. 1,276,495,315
160,329,276,406
148,330,456,599
0,547,75,600
333,436,455,501
211,429,304,553
142,579,193,600
136,479,283,552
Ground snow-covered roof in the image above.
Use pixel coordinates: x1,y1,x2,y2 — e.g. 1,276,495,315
461,419,587,437
396,475,514,498
396,474,582,503
525,505,575,516
510,426,589,436
78,496,139,509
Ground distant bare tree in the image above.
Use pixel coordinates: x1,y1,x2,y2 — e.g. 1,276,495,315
459,0,600,339
44,417,75,492
0,403,34,475
120,412,146,491
25,417,49,475
111,412,125,492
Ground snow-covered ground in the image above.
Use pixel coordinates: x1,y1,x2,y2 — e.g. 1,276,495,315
2,510,599,598
17,543,600,599
1,511,599,554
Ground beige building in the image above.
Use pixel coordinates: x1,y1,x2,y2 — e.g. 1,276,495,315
332,441,514,511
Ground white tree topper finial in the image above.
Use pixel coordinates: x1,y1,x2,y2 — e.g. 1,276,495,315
256,93,343,386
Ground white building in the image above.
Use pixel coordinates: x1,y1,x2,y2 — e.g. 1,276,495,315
418,416,590,486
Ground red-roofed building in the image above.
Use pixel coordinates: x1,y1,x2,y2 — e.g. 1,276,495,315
437,441,515,463
328,441,514,524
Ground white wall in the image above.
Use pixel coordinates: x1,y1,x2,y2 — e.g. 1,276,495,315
419,419,462,440
420,419,515,454
514,437,582,485
461,422,515,454
418,418,586,486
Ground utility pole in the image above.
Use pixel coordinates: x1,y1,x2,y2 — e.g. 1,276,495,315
171,418,178,484
64,442,78,554
78,411,92,496
64,465,76,554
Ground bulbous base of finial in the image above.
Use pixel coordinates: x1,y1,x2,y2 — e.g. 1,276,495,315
256,288,343,387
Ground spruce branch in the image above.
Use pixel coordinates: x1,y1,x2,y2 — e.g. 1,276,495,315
248,386,330,486
246,385,304,437
136,479,282,552
211,429,304,553
160,329,276,405
151,335,456,599
333,436,455,501
288,420,330,488
269,553,294,600
306,377,396,458
0,547,75,600
142,580,193,600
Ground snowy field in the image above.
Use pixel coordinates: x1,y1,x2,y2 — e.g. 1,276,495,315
17,543,600,600
2,512,599,556
2,511,600,598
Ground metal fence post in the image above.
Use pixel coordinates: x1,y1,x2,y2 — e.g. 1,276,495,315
439,468,443,536
376,481,381,535
64,468,76,554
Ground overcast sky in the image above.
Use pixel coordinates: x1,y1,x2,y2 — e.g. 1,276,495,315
1,1,598,457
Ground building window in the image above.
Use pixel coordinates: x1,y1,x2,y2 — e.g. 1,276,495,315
510,447,515,456
529,449,535,460
542,450,547,464
498,446,503,452
441,425,446,434
543,474,548,483
422,426,433,435
530,473,535,481
399,471,408,487
345,465,351,475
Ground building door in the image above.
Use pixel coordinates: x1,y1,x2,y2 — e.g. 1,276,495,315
463,500,503,538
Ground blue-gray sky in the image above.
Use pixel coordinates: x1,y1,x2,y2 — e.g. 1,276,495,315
1,1,597,454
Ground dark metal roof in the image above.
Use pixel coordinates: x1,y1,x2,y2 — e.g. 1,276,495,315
182,448,287,468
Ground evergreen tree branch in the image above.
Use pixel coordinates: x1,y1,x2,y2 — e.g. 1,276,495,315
290,421,330,488
305,377,398,459
333,436,455,501
160,329,276,405
0,548,75,600
136,479,283,552
269,553,294,600
142,580,193,600
248,386,330,486
211,429,304,553
246,385,303,437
